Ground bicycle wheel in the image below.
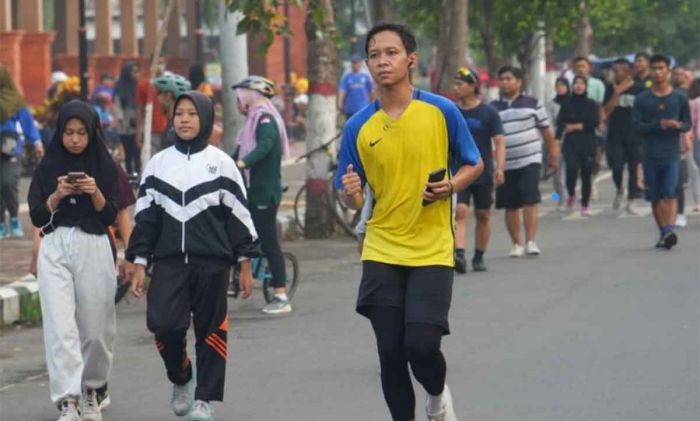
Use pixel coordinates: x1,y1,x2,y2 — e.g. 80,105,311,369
293,185,307,234
262,252,300,304
330,187,361,237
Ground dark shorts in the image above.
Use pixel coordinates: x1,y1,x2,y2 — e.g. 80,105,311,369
457,183,493,210
495,163,541,209
643,159,679,202
357,261,453,334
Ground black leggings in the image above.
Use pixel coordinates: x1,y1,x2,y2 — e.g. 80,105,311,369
250,203,286,288
677,158,687,214
120,134,141,175
566,152,594,207
369,306,446,421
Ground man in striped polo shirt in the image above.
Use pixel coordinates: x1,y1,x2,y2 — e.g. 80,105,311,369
491,66,559,257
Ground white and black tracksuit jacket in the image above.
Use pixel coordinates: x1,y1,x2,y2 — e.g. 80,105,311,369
126,141,259,266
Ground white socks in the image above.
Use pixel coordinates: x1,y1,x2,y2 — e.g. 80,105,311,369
426,389,444,414
274,293,289,302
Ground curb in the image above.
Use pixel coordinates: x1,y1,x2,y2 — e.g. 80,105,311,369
0,274,40,328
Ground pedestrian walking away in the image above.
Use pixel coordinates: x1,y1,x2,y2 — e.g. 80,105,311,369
1,64,44,238
126,91,259,421
336,22,483,421
491,66,559,257
232,75,292,314
27,100,120,421
632,54,691,250
451,67,505,273
556,76,600,216
113,62,141,175
603,58,646,213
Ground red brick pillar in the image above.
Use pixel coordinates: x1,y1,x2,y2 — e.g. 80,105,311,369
19,32,55,106
89,56,124,93
0,31,25,89
54,54,80,78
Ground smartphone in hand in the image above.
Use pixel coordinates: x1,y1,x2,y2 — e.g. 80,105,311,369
422,168,447,206
66,172,87,183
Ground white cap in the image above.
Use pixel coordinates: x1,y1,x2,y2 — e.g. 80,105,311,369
51,71,69,84
293,94,308,105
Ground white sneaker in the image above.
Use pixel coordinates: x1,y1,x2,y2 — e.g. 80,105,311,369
508,244,524,258
172,368,195,416
82,389,102,421
676,214,687,227
525,241,541,255
188,400,214,421
426,385,458,421
57,399,81,421
262,297,292,314
625,201,639,215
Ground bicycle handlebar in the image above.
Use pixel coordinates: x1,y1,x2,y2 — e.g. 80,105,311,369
296,132,341,162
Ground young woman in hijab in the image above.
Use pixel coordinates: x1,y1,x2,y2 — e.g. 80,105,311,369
0,64,43,238
113,61,140,174
548,77,571,210
232,76,292,314
27,100,119,421
126,91,258,421
556,76,600,216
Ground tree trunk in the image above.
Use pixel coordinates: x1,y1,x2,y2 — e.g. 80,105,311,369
304,0,339,239
478,0,497,79
574,15,592,57
218,2,248,154
434,0,468,97
372,0,394,23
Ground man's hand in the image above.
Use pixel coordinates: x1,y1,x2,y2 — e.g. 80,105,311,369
548,144,560,171
494,169,505,187
341,164,363,208
34,144,45,160
423,179,453,204
130,264,146,298
660,119,681,130
238,260,254,299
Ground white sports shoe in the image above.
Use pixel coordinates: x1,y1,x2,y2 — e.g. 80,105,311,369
56,399,81,421
676,214,687,227
525,241,541,255
426,385,458,421
82,389,102,421
508,244,525,258
188,400,215,421
172,368,195,416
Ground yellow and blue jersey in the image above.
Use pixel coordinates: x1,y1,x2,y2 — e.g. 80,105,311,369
335,89,481,267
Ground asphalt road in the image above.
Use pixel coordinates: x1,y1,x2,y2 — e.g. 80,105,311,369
0,177,698,421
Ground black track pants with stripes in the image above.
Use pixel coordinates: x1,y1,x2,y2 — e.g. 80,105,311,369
147,257,230,402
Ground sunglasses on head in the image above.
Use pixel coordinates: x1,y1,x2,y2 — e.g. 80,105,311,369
456,67,477,84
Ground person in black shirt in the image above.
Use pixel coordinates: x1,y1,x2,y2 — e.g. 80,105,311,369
452,67,505,272
634,52,653,89
556,76,599,216
603,58,646,212
27,101,119,421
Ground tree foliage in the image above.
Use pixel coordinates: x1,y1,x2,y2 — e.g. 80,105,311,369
224,0,304,52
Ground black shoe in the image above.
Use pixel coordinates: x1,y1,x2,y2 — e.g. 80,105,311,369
472,257,487,272
454,253,467,274
662,231,678,250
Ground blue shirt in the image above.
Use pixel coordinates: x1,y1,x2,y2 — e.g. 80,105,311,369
339,71,373,116
452,103,504,185
1,107,41,157
633,89,691,162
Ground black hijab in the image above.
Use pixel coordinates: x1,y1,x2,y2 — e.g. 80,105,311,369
554,77,570,105
29,101,118,236
172,91,214,155
557,76,599,139
189,64,206,91
114,62,138,108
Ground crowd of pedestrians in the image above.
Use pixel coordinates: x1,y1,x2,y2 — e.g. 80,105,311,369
1,14,699,421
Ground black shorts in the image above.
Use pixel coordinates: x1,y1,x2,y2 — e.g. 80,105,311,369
357,261,453,334
495,163,541,209
457,183,493,210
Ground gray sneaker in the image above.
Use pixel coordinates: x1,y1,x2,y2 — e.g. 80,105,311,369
82,389,102,421
56,399,81,421
262,297,292,314
188,400,214,421
613,189,624,210
172,367,195,416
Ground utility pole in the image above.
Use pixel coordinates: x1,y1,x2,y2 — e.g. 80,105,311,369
78,0,88,100
283,0,293,125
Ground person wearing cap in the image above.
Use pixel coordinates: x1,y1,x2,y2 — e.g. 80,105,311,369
452,67,506,273
338,54,375,119
151,73,192,150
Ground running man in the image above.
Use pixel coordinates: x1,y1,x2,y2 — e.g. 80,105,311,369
491,66,558,257
452,67,505,273
336,23,483,421
632,54,691,249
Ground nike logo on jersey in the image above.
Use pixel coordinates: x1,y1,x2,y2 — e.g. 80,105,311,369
369,138,383,147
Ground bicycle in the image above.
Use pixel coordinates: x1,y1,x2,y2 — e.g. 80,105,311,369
228,251,300,303
293,133,361,237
